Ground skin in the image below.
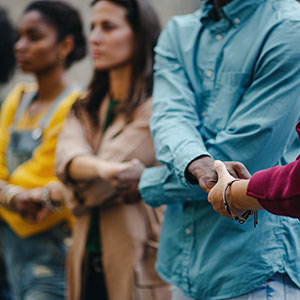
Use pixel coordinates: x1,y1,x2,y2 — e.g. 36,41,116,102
213,0,233,19
69,1,142,202
208,161,263,218
8,10,75,220
187,156,251,193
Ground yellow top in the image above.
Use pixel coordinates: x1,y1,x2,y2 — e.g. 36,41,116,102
0,83,80,238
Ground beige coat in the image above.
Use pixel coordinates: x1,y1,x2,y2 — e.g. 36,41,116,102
56,98,170,300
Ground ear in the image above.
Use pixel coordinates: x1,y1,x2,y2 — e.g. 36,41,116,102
59,35,75,59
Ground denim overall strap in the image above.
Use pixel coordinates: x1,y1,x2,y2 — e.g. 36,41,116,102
39,82,83,129
6,83,83,174
11,91,37,129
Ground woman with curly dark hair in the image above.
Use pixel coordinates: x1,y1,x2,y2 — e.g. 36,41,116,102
0,7,15,87
0,1,86,299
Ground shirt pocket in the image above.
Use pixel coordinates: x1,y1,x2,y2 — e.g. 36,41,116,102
203,72,251,132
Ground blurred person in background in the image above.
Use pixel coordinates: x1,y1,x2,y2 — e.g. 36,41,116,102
0,1,86,299
0,7,15,96
0,6,16,300
55,0,170,300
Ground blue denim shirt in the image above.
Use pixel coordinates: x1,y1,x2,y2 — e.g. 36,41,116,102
139,0,300,299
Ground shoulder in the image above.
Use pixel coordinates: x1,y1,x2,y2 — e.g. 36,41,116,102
0,83,36,126
49,85,86,125
156,10,201,54
133,97,152,120
269,0,300,23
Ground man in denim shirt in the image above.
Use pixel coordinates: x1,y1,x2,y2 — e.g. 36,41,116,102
139,0,300,299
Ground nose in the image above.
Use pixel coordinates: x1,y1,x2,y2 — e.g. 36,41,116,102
15,37,28,54
89,27,103,45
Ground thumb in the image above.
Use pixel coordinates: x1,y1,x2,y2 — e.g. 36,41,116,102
214,160,228,180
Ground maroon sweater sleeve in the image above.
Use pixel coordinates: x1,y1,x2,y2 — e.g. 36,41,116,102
246,121,300,218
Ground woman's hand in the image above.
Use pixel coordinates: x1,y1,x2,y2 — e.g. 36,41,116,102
95,160,132,180
208,160,247,218
113,159,145,204
10,188,45,221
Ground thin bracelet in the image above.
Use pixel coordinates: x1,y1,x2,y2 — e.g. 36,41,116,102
0,185,22,209
223,179,258,227
41,184,61,212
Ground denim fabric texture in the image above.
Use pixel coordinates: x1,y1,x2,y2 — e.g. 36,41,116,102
139,0,300,299
1,223,70,300
171,273,300,300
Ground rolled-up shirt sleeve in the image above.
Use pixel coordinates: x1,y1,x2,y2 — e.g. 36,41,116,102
150,19,211,181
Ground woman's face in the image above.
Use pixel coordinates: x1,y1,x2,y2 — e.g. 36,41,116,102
89,1,135,71
15,10,63,74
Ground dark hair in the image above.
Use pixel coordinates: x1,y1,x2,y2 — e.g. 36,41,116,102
74,0,161,126
0,7,16,84
24,0,87,69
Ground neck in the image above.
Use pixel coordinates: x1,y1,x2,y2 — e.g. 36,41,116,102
213,0,233,19
35,65,69,102
108,63,132,101
213,0,233,9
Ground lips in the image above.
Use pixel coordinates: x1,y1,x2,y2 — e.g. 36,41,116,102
92,51,104,57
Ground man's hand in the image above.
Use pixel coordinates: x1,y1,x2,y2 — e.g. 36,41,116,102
187,156,217,192
113,159,145,204
187,156,251,193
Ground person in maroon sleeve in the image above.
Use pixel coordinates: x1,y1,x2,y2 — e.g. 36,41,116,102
208,121,300,219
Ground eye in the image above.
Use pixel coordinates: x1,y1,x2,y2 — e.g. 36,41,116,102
102,22,116,32
27,33,42,42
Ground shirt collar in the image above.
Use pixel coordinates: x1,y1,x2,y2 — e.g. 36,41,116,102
200,0,264,26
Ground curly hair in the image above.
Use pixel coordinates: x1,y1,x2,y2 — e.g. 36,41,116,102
25,0,87,69
0,7,16,84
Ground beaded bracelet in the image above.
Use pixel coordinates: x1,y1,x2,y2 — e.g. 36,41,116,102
41,184,62,212
223,179,258,227
0,185,22,209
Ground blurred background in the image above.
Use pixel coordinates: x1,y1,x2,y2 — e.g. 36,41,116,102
0,0,201,98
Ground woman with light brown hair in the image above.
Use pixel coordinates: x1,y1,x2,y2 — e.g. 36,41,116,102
55,0,170,299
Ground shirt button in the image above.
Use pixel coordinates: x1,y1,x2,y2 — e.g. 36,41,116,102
234,17,240,24
205,70,213,78
185,228,191,235
181,177,185,184
202,111,207,117
216,34,223,41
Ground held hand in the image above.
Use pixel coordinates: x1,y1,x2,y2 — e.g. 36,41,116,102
187,156,217,192
187,156,251,193
208,160,245,218
96,160,132,180
113,159,145,204
223,161,251,180
10,188,45,221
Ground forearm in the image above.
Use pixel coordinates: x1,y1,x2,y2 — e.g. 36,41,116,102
230,180,263,211
68,155,101,181
68,155,131,181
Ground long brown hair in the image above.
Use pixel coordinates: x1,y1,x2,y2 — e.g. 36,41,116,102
73,0,161,126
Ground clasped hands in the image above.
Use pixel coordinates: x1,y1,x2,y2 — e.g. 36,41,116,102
187,156,251,218
7,158,145,221
95,158,145,204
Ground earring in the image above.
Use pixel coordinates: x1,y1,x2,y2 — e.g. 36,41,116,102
58,52,66,62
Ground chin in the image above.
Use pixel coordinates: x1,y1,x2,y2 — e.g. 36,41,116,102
94,63,110,71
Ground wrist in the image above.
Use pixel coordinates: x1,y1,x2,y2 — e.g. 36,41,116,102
186,156,214,184
42,184,61,211
0,185,23,210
